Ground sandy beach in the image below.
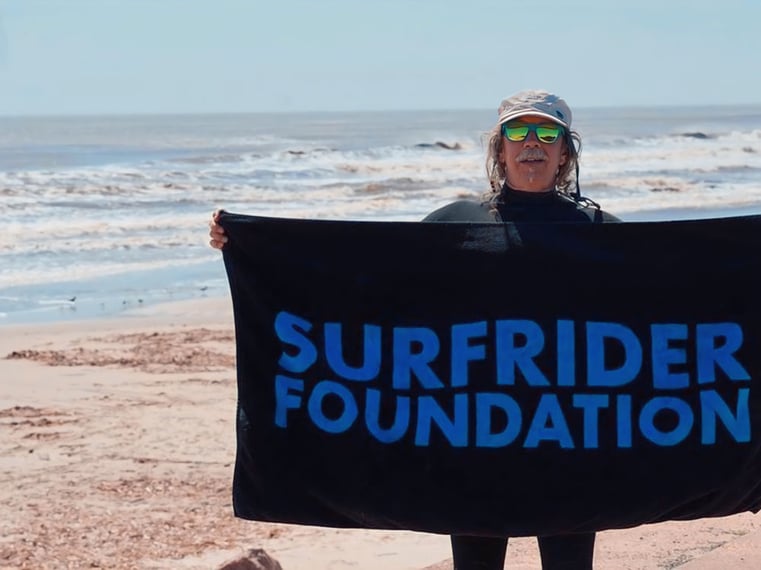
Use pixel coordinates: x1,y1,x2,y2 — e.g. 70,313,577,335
2,296,761,570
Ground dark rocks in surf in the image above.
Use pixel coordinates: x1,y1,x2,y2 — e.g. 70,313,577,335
286,147,334,157
680,132,712,140
415,141,463,150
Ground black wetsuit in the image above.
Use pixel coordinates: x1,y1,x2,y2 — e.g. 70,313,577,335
423,187,619,570
423,187,620,224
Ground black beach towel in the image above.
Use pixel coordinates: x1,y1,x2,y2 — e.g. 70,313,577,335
219,211,761,537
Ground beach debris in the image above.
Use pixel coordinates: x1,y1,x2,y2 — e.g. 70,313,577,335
217,548,283,570
3,328,235,373
419,561,453,570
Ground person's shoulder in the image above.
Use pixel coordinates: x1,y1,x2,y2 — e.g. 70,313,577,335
422,199,496,222
577,204,622,223
556,193,622,223
596,210,622,222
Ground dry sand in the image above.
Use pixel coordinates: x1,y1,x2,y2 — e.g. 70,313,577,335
1,296,760,570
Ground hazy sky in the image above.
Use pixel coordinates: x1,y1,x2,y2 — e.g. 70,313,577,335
1,0,760,116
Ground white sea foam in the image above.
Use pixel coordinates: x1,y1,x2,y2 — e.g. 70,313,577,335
2,107,761,322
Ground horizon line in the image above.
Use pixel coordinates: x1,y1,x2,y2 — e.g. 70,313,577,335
3,101,761,120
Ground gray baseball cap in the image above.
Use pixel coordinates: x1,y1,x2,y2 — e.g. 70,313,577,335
497,90,572,129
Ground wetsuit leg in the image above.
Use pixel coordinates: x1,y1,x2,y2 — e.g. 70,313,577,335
537,533,595,570
450,535,508,570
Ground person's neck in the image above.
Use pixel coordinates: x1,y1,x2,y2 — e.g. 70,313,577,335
504,184,556,194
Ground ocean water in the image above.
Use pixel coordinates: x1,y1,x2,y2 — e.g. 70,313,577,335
2,105,761,324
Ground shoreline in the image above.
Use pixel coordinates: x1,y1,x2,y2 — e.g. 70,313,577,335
4,202,761,328
0,257,229,327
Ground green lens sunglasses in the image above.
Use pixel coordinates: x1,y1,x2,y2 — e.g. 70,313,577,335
501,122,564,144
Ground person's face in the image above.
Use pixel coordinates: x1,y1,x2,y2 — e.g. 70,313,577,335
499,115,568,192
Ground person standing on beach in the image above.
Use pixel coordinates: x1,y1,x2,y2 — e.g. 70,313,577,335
209,89,620,569
423,91,619,569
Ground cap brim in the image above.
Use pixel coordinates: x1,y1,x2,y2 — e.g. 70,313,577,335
498,110,569,129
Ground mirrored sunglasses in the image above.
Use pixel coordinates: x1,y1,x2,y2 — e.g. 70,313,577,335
501,122,564,144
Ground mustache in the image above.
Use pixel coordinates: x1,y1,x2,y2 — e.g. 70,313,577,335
517,148,547,162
